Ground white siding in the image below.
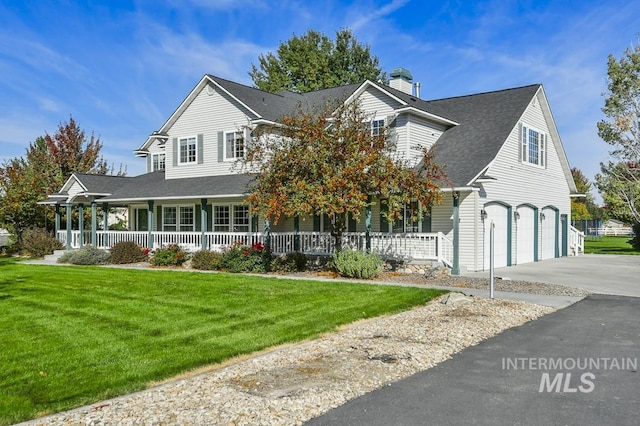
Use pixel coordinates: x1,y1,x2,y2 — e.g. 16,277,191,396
431,190,479,272
165,83,253,180
406,116,447,165
479,91,571,264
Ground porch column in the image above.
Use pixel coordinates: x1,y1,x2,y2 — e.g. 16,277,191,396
365,197,372,252
78,204,84,247
200,198,208,251
102,203,109,248
533,208,539,262
54,204,61,237
91,202,98,247
451,192,460,275
147,201,154,250
264,218,271,250
294,215,300,251
65,204,72,250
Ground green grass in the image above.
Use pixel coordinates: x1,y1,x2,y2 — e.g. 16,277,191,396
0,261,445,425
584,235,640,255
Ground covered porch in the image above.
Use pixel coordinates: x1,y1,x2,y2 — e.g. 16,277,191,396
55,229,454,267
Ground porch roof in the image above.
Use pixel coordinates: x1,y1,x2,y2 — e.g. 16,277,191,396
99,171,255,203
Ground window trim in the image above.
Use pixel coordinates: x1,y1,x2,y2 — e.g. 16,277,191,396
152,152,166,171
178,136,198,165
213,204,251,232
223,130,245,161
162,205,195,232
521,124,547,168
371,117,385,137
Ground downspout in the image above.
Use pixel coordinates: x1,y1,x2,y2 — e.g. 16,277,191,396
365,196,372,252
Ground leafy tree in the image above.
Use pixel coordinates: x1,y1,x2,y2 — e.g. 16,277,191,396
249,29,386,93
596,43,640,223
241,100,447,251
0,117,123,245
570,167,605,221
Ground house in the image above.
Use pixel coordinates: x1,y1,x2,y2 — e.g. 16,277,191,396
41,68,584,273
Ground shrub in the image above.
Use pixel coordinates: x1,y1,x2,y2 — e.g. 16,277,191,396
58,246,111,265
110,241,149,264
629,222,640,251
191,250,225,270
270,252,308,273
21,228,63,258
222,242,271,273
150,244,189,267
332,250,382,279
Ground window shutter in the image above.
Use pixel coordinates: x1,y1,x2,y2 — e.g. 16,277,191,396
147,155,152,172
156,206,163,232
386,115,397,144
197,134,204,164
313,213,321,232
379,201,389,233
520,124,527,162
172,138,178,166
347,213,357,232
251,215,259,232
421,211,432,232
542,134,547,168
217,131,224,162
195,205,202,232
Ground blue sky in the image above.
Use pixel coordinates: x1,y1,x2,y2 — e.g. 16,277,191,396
1,0,638,199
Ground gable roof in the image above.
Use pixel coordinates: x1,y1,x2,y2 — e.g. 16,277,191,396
426,84,542,187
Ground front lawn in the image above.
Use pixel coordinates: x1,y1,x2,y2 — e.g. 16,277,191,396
584,236,639,255
0,262,445,425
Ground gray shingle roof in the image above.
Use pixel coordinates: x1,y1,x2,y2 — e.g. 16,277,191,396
72,173,130,194
99,171,255,202
427,84,541,187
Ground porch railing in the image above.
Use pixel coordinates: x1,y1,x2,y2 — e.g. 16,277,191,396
569,225,585,256
56,230,453,266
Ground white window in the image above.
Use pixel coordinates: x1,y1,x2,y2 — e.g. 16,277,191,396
521,125,547,167
213,205,250,232
371,118,385,136
152,153,165,171
392,201,420,233
213,206,230,232
225,131,244,160
163,205,194,231
179,137,197,164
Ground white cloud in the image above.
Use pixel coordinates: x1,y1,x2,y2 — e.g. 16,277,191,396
349,0,411,31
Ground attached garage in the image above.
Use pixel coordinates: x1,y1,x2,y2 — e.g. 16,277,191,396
540,207,558,260
515,205,536,265
483,203,510,270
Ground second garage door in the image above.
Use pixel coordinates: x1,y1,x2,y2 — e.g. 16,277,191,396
516,206,535,265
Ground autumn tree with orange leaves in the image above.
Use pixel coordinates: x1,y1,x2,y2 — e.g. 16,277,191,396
241,100,448,252
0,117,124,245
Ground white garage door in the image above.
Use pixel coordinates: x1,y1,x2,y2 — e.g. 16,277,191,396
484,204,509,270
516,206,535,265
540,208,556,260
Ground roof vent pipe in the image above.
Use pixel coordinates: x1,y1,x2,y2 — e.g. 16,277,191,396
414,82,421,98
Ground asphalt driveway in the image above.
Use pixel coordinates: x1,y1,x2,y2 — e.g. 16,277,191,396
463,254,640,297
307,294,640,426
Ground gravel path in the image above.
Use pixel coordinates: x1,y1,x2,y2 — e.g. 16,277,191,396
28,295,555,426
